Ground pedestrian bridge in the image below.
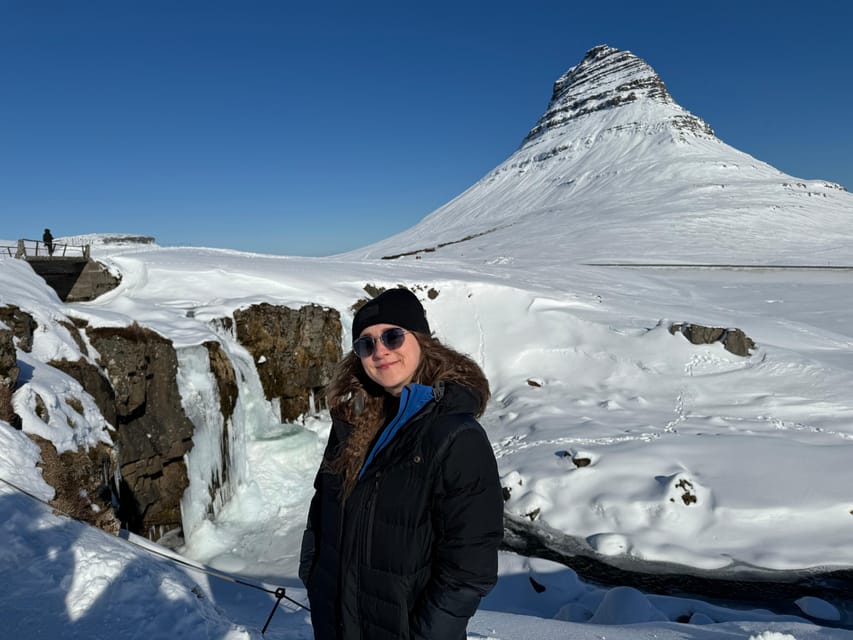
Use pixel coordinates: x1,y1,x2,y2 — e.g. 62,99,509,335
3,239,119,302
5,238,91,260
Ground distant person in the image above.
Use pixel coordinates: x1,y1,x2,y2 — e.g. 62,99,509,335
42,228,54,256
299,288,503,640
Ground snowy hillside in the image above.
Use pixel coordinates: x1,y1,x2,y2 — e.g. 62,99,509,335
352,45,853,267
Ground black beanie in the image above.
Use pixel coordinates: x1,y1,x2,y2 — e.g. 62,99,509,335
352,288,430,340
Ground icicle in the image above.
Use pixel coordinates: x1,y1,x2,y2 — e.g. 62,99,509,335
308,388,316,416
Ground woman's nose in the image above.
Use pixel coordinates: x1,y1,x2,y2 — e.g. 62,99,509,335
372,339,390,357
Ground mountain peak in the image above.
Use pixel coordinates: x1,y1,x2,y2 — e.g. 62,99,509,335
352,45,853,268
524,45,714,142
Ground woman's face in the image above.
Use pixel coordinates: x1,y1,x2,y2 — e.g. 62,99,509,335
358,323,422,396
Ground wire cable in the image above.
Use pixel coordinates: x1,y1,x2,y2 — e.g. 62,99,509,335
0,474,310,634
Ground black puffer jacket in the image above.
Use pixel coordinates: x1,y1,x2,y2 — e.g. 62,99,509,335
299,381,503,640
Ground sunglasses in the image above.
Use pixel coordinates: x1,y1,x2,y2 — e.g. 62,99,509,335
352,327,410,358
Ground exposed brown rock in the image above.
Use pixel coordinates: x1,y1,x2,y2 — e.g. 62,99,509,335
88,323,195,540
525,45,714,143
203,340,238,421
675,478,698,505
0,305,37,352
202,340,238,500
0,327,20,427
58,318,90,356
49,358,117,426
34,435,121,534
669,322,756,357
233,304,342,422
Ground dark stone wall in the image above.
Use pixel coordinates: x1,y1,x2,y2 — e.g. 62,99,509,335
50,358,117,426
65,260,122,302
33,435,120,534
0,305,37,352
88,324,195,539
0,326,19,427
233,303,342,421
204,340,238,422
25,258,120,302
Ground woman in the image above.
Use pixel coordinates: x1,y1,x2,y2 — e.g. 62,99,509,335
299,287,503,640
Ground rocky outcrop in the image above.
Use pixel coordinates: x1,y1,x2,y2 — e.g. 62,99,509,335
49,357,117,426
233,303,342,421
59,318,90,356
0,305,37,352
524,45,714,143
33,357,122,534
202,340,238,499
33,435,120,534
88,323,195,540
95,235,155,245
0,326,20,427
8,302,341,542
669,322,756,357
204,340,238,422
503,513,853,626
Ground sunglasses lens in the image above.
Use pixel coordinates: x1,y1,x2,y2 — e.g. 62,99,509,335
352,337,374,358
381,328,407,350
353,328,409,358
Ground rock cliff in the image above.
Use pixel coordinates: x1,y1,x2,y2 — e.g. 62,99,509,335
87,323,196,540
524,44,714,143
0,325,19,427
4,299,343,543
0,304,37,353
233,303,342,421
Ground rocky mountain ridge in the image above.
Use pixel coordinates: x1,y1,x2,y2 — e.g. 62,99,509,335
352,45,853,267
524,44,714,143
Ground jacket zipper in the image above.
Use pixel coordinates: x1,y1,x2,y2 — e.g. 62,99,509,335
336,496,346,638
362,472,380,566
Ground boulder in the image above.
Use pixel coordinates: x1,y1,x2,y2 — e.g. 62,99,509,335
669,322,756,357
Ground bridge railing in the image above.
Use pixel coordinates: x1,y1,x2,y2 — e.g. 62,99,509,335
7,239,91,259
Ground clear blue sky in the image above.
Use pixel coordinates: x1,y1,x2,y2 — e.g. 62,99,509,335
2,1,851,256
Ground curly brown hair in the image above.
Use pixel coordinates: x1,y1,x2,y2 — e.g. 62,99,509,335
325,332,490,496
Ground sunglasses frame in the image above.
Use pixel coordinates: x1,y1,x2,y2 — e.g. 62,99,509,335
352,327,410,358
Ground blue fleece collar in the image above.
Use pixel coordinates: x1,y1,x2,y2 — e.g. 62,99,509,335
358,383,434,479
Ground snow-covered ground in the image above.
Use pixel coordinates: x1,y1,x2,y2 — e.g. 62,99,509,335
3,238,853,639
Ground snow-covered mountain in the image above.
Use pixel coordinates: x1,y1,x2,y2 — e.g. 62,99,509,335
3,45,853,639
353,45,853,266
